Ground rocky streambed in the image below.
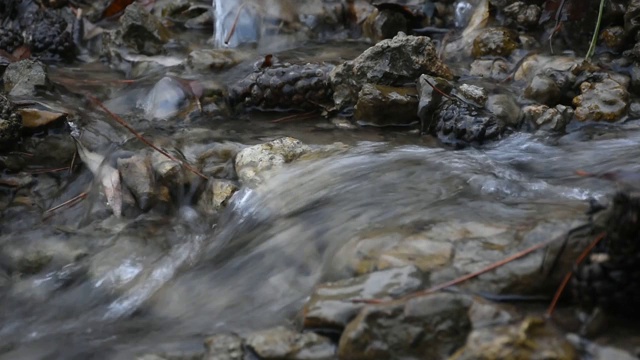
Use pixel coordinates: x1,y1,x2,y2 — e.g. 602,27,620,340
2,0,640,359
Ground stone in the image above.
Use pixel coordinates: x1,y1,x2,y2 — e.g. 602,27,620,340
457,84,488,107
302,265,425,329
234,137,310,186
3,59,51,97
198,179,239,214
0,94,22,151
354,84,419,126
573,76,629,122
472,27,519,58
449,317,577,360
434,99,506,146
330,32,452,110
375,237,454,273
337,293,472,360
524,74,562,105
120,3,170,55
417,74,453,133
245,326,336,360
204,333,244,360
187,49,245,71
362,9,409,42
485,93,522,127
503,2,541,28
117,154,156,211
469,59,510,81
523,104,574,132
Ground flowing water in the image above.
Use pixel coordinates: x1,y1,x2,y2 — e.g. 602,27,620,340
2,1,640,359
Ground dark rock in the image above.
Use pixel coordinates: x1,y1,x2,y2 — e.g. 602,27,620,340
120,3,170,55
417,74,452,134
3,59,51,97
117,154,156,212
434,99,506,146
229,62,334,111
0,95,22,151
624,0,640,40
245,327,335,360
330,32,452,110
601,26,627,52
354,84,419,126
29,12,76,61
302,265,425,330
503,2,541,28
362,9,409,42
0,28,24,53
469,59,510,81
337,293,472,360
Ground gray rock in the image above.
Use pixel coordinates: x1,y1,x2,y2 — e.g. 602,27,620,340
417,74,453,133
302,265,425,329
120,3,170,55
337,293,472,360
523,104,573,132
354,84,419,126
245,326,335,360
485,93,522,127
203,333,244,360
503,2,541,28
3,59,51,97
524,74,562,105
186,49,245,72
469,59,510,81
234,137,310,186
117,154,156,211
472,27,519,58
362,9,409,42
198,179,239,214
573,76,629,122
0,95,22,151
329,32,452,110
434,99,506,146
457,84,488,107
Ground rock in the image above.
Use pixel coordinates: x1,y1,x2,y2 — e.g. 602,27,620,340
375,236,454,273
523,104,574,132
139,77,191,120
472,27,519,58
449,317,577,360
3,59,51,97
434,99,506,146
337,293,472,360
229,62,334,111
186,49,245,71
0,95,22,151
117,154,156,211
329,32,452,110
573,76,629,122
302,265,425,329
485,93,522,127
457,84,488,107
234,137,310,186
503,2,541,28
567,334,638,360
198,179,239,214
624,0,640,40
120,3,170,55
600,26,626,52
245,326,336,360
17,108,66,129
524,74,562,105
354,84,419,126
204,333,244,360
469,59,510,81
362,9,409,42
417,74,453,133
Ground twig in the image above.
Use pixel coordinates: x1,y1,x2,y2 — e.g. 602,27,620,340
585,0,606,61
353,236,560,305
271,111,317,123
69,150,77,175
44,191,88,214
224,2,248,45
28,167,70,174
86,95,208,180
546,231,607,317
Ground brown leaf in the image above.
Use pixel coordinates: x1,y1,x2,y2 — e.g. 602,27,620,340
101,0,136,19
18,108,67,128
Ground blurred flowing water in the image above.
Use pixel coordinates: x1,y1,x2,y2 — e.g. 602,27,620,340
2,4,640,357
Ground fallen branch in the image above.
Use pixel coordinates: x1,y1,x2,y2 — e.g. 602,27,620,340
44,191,88,214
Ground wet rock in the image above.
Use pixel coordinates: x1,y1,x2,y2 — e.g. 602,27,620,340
139,77,190,120
624,0,640,40
186,49,245,72
362,9,409,42
330,32,452,110
120,3,170,55
567,334,638,360
204,333,244,360
151,150,185,188
245,326,335,360
524,74,562,105
198,179,239,214
517,56,581,105
472,27,519,58
601,26,626,52
375,236,453,273
573,76,629,122
3,59,51,97
457,84,487,107
302,265,425,330
234,137,310,186
469,59,510,81
503,2,541,28
434,99,506,146
486,93,522,127
338,293,472,360
450,317,577,360
0,95,22,151
229,62,334,111
117,154,156,212
354,84,419,126
417,74,453,133
523,104,574,132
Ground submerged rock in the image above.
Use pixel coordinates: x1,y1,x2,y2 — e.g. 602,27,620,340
302,265,425,329
3,59,51,97
330,32,452,110
573,76,629,122
204,333,244,360
117,154,156,212
434,99,506,146
245,326,335,360
338,293,472,360
198,179,239,214
450,317,577,360
354,84,419,126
